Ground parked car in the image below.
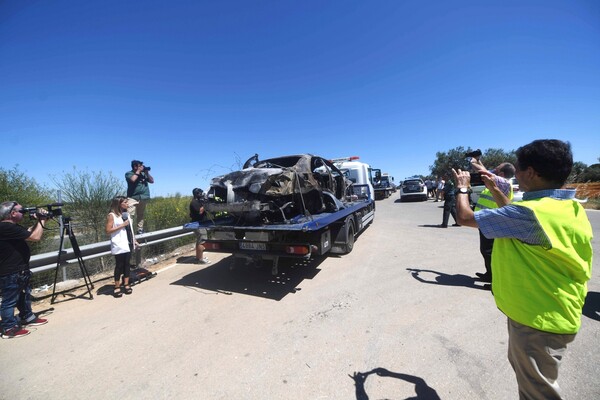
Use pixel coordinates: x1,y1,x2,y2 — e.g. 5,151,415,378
399,178,428,201
470,177,523,205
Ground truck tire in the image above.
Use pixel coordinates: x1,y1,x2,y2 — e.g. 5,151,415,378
343,219,355,254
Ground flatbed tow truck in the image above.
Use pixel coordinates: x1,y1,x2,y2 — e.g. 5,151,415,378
184,154,375,274
372,169,395,200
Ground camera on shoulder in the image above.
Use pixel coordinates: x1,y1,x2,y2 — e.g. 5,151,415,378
19,203,64,219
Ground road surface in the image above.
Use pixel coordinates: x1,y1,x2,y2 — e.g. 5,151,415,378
2,195,599,399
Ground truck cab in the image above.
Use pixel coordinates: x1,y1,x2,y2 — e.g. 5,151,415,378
331,156,375,202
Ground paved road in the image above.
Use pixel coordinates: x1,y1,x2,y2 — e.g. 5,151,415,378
3,196,600,399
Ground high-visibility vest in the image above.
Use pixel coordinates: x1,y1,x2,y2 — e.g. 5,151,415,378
491,197,593,333
474,183,514,211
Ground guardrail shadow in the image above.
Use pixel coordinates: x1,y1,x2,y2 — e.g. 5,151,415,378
349,367,441,400
406,268,490,291
170,256,324,301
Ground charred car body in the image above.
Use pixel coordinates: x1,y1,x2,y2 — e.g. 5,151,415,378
205,154,350,225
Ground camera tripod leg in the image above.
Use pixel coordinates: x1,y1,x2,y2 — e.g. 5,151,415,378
50,223,94,304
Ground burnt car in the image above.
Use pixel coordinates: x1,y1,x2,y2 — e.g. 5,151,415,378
205,154,349,225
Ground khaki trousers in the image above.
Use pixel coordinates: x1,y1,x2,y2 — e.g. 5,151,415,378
126,198,147,232
507,317,576,400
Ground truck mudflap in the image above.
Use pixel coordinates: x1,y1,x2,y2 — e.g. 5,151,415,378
330,217,354,254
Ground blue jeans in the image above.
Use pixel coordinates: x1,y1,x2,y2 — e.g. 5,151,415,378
0,270,34,332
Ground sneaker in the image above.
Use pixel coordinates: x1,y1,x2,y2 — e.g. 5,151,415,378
198,257,211,265
21,317,48,327
137,229,144,234
1,326,30,339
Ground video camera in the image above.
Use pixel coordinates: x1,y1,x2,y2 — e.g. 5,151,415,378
469,172,484,186
19,203,64,219
132,159,151,172
465,149,482,158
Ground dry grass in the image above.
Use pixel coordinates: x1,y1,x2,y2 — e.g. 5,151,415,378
567,182,600,210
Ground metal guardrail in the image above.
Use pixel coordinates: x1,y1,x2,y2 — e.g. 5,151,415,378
30,226,194,274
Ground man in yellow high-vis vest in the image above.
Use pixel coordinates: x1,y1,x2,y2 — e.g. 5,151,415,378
469,157,515,287
453,139,593,400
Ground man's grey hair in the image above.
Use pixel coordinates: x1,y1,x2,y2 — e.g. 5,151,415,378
0,201,17,220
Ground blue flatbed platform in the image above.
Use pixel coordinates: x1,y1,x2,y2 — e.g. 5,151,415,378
184,199,372,233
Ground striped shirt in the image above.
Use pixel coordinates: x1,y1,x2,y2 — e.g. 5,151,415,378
474,189,577,248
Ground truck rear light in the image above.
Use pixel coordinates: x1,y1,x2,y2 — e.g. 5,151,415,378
204,242,221,250
285,245,310,255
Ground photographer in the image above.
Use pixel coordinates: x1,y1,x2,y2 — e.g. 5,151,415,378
125,159,154,234
453,140,593,399
0,201,49,339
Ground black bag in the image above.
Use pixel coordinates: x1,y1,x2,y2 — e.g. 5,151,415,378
129,267,156,285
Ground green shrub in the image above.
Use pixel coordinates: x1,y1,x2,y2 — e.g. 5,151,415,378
145,195,191,231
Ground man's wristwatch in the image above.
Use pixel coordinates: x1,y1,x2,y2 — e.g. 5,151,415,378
456,187,469,195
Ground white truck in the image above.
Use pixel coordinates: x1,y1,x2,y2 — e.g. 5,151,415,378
331,156,375,202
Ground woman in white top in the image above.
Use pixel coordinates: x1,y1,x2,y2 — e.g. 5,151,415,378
105,197,137,298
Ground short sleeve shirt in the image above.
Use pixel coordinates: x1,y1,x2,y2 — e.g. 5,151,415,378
189,199,206,222
0,222,32,275
125,171,151,200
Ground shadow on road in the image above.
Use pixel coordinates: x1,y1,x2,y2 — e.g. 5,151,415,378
583,291,600,321
419,224,460,228
170,256,324,301
349,367,441,400
406,268,490,291
96,283,115,297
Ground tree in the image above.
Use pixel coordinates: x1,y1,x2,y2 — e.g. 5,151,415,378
568,161,588,183
0,165,53,208
477,148,517,171
52,168,124,243
429,146,470,179
577,164,600,183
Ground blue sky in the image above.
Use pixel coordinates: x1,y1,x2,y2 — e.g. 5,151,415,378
1,0,599,197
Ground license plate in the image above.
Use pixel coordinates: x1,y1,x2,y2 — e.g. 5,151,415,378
239,242,267,251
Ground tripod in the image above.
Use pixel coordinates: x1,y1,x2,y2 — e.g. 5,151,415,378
51,216,94,303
